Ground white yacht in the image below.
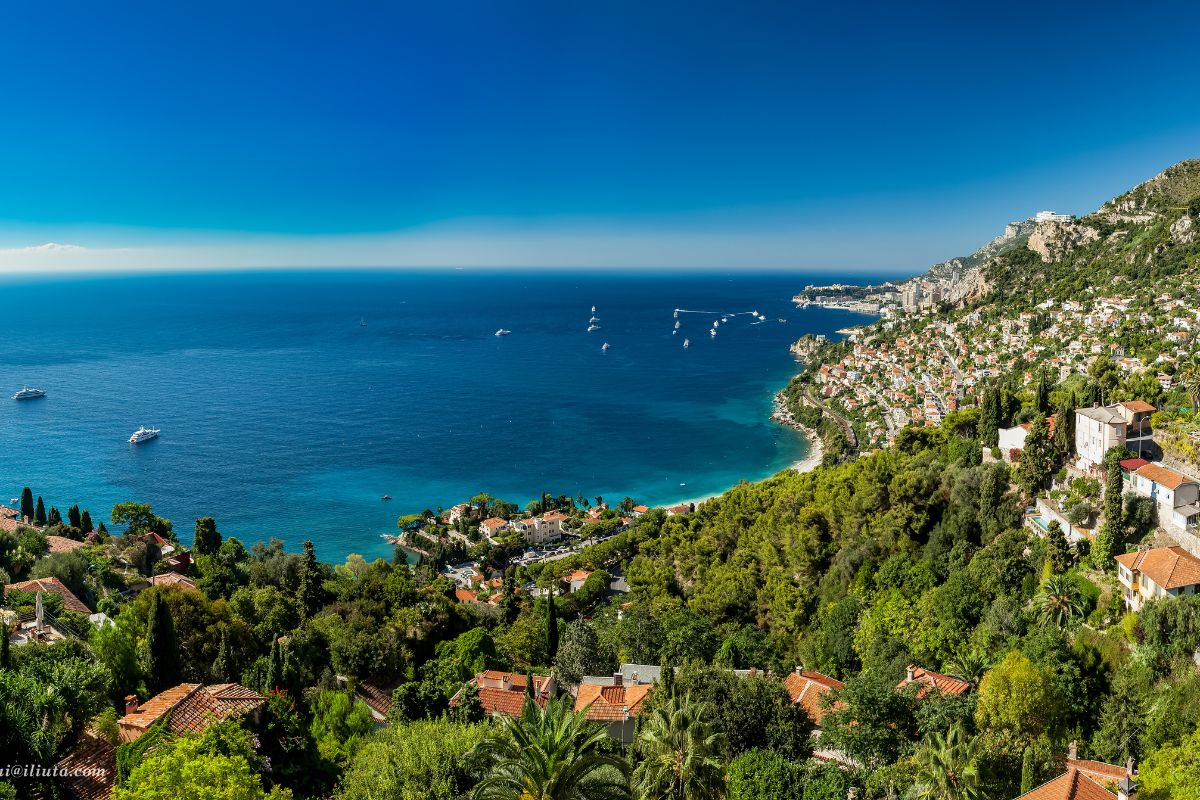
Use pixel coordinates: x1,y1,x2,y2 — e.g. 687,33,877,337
710,328,717,336
495,328,512,336
12,386,46,400
674,321,680,329
587,324,600,332
601,342,610,351
673,309,679,318
129,427,160,444
683,338,689,348
589,315,600,324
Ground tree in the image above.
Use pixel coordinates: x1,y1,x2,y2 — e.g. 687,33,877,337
944,647,990,690
67,504,82,529
80,509,94,534
1139,728,1200,800
471,696,631,800
1045,521,1071,573
1179,356,1200,414
297,540,323,622
20,487,34,522
35,496,46,526
1052,392,1076,455
310,690,375,768
144,589,182,693
1033,371,1051,415
546,591,559,663
975,652,1057,749
1016,415,1055,497
48,506,62,526
336,719,490,800
726,749,802,800
1037,576,1086,630
908,724,983,800
555,621,609,689
111,502,172,535
632,694,725,800
113,725,291,800
193,517,222,557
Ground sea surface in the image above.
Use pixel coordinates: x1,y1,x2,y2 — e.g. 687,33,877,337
0,270,883,562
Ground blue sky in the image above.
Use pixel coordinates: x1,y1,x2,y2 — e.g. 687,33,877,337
1,0,1199,271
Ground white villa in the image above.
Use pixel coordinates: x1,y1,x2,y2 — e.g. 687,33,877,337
1074,401,1155,473
1127,462,1200,532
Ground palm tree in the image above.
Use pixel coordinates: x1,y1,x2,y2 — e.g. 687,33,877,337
471,696,631,800
943,648,990,690
907,723,983,800
1037,575,1086,630
632,694,725,800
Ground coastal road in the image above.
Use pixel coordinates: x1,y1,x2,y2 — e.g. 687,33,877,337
803,387,858,451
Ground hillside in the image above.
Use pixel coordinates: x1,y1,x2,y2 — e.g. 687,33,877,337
787,159,1200,454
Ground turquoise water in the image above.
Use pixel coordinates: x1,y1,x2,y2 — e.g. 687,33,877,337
0,270,881,562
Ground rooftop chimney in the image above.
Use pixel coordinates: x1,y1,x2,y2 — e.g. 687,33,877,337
612,672,623,687
1117,775,1136,800
124,695,139,715
1126,756,1136,777
1068,740,1078,760
906,665,916,683
795,665,803,676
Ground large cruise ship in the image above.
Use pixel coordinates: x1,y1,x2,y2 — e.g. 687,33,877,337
12,386,46,400
128,427,160,444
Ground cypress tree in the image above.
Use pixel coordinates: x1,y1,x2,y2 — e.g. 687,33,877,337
1046,521,1071,572
48,506,62,526
1,622,10,669
193,517,222,557
20,487,34,523
67,504,82,529
144,591,181,693
1020,747,1035,794
546,591,559,662
658,656,675,699
80,510,94,534
298,540,321,621
525,671,535,702
212,627,231,683
34,496,46,526
1034,371,1051,415
1053,392,1076,455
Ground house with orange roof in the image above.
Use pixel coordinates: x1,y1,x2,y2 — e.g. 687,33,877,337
783,667,844,727
566,569,592,592
4,576,91,614
56,683,266,800
1128,463,1200,532
1013,762,1134,800
449,670,555,718
480,517,510,539
46,534,87,554
631,504,649,516
1115,546,1200,611
896,664,970,699
574,672,654,743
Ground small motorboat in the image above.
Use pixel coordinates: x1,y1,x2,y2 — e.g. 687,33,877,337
381,495,392,501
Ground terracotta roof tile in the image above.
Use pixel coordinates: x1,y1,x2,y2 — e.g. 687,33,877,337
574,681,653,722
46,535,87,554
783,670,844,725
1115,546,1200,590
147,572,198,591
1133,463,1196,491
1016,768,1116,800
4,576,91,614
897,665,970,698
55,729,116,800
117,683,264,741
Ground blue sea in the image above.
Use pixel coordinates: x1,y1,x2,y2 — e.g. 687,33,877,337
0,270,881,563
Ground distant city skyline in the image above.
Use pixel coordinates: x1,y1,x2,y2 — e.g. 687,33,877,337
2,1,1199,273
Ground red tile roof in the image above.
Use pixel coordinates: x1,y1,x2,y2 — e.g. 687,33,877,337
1015,768,1116,800
1118,458,1150,471
451,672,552,717
117,683,265,742
46,534,87,554
1118,400,1155,413
455,588,480,604
55,729,116,800
897,665,970,698
783,669,844,725
574,682,653,722
1133,463,1196,491
4,576,91,614
1115,546,1200,590
1064,758,1127,782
